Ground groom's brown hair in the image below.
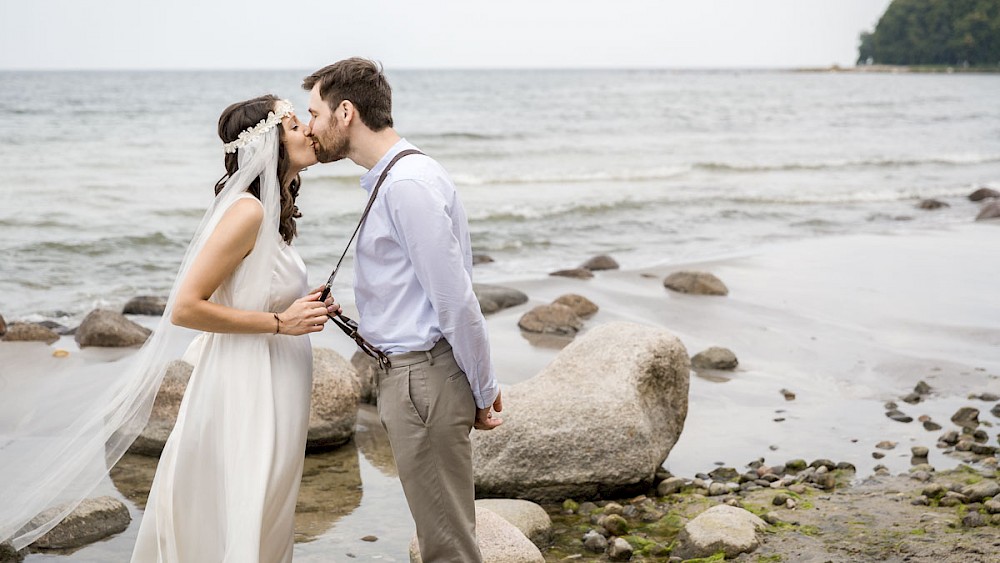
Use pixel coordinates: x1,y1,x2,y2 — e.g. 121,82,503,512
303,58,393,131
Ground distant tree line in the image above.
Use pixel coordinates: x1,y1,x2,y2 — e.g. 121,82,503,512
858,0,1000,65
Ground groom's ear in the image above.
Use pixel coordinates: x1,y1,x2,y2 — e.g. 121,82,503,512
340,100,356,127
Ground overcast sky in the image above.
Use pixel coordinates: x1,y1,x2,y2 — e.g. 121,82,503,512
0,0,892,70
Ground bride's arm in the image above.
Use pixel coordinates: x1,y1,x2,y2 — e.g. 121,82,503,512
171,199,328,335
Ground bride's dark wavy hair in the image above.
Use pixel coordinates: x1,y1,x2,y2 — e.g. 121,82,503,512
215,94,301,244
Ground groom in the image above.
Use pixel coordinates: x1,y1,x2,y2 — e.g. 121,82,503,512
303,59,503,562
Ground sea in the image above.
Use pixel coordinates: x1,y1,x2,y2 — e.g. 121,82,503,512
1,69,999,322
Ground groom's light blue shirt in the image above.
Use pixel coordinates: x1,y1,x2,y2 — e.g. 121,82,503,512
353,138,499,409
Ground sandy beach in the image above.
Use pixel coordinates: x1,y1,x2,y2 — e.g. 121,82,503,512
5,220,999,561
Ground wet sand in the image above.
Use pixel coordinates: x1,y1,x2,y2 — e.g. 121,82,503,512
11,222,1000,561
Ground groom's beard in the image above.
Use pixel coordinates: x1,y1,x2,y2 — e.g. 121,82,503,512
313,131,350,164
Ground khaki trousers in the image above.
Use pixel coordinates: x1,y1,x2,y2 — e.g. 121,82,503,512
376,340,482,563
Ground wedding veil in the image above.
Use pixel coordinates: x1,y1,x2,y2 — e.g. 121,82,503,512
0,113,284,550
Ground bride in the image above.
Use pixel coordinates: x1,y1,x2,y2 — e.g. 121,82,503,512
0,95,335,563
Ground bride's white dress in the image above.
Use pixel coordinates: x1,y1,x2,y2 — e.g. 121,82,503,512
131,206,313,563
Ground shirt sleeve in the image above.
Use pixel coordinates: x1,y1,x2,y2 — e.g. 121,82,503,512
383,178,500,409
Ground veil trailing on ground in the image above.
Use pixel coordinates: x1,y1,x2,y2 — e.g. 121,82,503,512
0,122,283,550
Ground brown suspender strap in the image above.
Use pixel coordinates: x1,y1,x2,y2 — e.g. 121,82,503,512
319,148,424,370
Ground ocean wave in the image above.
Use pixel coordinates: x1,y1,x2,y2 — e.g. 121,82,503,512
468,198,659,222
450,166,692,186
726,185,972,205
17,232,182,256
695,154,1000,173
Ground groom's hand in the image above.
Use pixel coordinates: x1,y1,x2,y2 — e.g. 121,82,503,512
310,284,342,316
474,390,503,431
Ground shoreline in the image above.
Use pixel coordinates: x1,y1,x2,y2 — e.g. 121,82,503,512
6,222,1000,561
793,64,1000,74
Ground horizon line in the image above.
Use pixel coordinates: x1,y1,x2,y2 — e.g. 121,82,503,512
0,64,859,73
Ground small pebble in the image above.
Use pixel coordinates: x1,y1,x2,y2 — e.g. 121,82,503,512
52,349,69,358
876,440,897,450
911,446,929,458
361,535,378,542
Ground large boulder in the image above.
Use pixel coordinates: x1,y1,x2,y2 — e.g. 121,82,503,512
472,321,690,501
475,284,529,315
663,271,729,296
122,295,167,316
517,304,582,336
580,254,619,271
475,499,552,547
129,360,194,456
307,348,360,451
409,506,544,563
349,350,378,404
75,309,151,348
673,505,767,560
30,497,131,550
2,322,59,345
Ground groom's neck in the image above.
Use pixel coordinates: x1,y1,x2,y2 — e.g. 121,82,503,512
350,127,402,170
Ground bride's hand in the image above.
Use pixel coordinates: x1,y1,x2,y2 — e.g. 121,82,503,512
277,291,330,335
310,284,342,316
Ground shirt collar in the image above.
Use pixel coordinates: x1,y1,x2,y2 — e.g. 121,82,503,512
360,138,415,193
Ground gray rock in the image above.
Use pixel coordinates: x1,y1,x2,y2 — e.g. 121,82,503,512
75,309,151,348
708,482,729,496
473,254,495,265
674,505,767,560
476,499,552,548
31,497,130,549
517,304,582,336
607,537,633,562
307,348,360,451
409,506,543,563
961,480,1000,502
976,201,1000,221
349,350,378,404
129,360,194,456
580,255,620,271
975,393,999,402
985,499,1000,514
552,294,599,318
951,407,980,429
2,322,59,345
549,268,594,280
0,543,23,563
474,284,529,315
939,430,960,445
582,530,607,552
914,380,932,395
992,403,1000,418
917,199,949,210
886,410,913,423
911,446,929,458
969,187,1000,201
472,322,690,501
923,420,943,431
962,512,986,528
657,477,686,496
708,467,740,482
901,392,922,404
691,347,738,370
663,271,729,296
122,295,167,316
0,313,6,337
599,514,628,536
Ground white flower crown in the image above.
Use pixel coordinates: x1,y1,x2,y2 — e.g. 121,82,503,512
222,99,295,154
